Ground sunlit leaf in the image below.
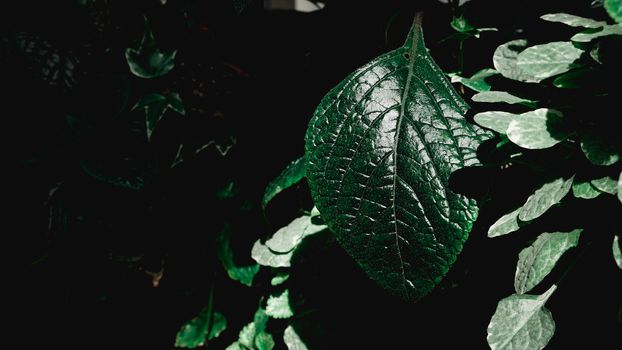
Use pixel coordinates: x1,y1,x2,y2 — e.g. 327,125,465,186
266,289,294,319
540,13,606,28
519,176,574,221
473,111,518,134
507,109,569,149
488,208,522,238
516,42,583,82
571,25,622,42
493,39,540,82
472,91,537,106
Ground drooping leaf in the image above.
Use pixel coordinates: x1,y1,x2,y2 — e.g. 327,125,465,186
125,18,177,78
175,307,226,348
580,132,621,166
132,93,185,141
305,18,492,301
265,216,327,253
449,68,498,92
283,326,308,350
591,176,618,194
571,25,622,42
515,230,581,294
217,225,259,287
262,157,306,210
613,236,622,269
516,42,583,82
605,0,622,23
266,289,294,319
493,39,540,82
519,176,574,222
473,111,517,134
488,208,522,238
487,285,557,350
472,91,537,106
540,13,606,28
507,108,569,149
572,180,602,199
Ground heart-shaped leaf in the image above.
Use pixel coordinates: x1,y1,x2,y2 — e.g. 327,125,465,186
125,18,177,79
305,18,492,301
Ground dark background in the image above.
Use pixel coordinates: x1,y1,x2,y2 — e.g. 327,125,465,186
3,0,620,349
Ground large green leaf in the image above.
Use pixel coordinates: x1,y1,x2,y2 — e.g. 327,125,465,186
519,176,574,222
516,42,583,82
125,18,177,79
540,13,606,28
217,225,259,287
262,157,306,210
506,108,569,149
305,19,492,301
487,285,557,350
605,0,622,23
493,39,540,82
515,230,581,294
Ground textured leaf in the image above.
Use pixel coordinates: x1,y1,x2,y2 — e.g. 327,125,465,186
493,39,540,82
507,108,569,149
540,13,606,28
487,285,557,350
572,180,602,199
125,18,176,79
266,290,294,319
580,132,621,166
515,230,581,294
473,111,517,134
175,307,226,348
239,323,256,348
571,25,622,42
236,308,269,349
605,0,622,23
472,91,536,106
217,226,259,286
133,93,185,141
516,42,583,82
613,236,622,269
488,208,522,238
265,216,327,253
449,68,498,92
305,19,492,301
591,176,618,194
283,326,308,350
251,241,293,268
519,176,574,222
262,157,306,210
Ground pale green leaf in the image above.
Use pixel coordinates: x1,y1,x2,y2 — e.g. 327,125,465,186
239,323,256,349
283,326,308,350
472,91,536,106
493,39,540,82
262,157,306,210
487,285,557,350
217,226,259,287
618,172,622,203
580,133,621,166
451,15,475,32
474,111,518,134
255,332,275,350
266,216,327,253
516,42,583,82
225,342,245,350
571,25,622,42
515,230,581,294
251,241,293,268
450,68,499,92
605,0,622,23
266,290,294,319
271,272,290,286
572,180,602,199
591,176,618,194
540,13,606,28
488,208,522,238
519,176,573,221
613,236,622,269
125,18,176,79
507,109,569,149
